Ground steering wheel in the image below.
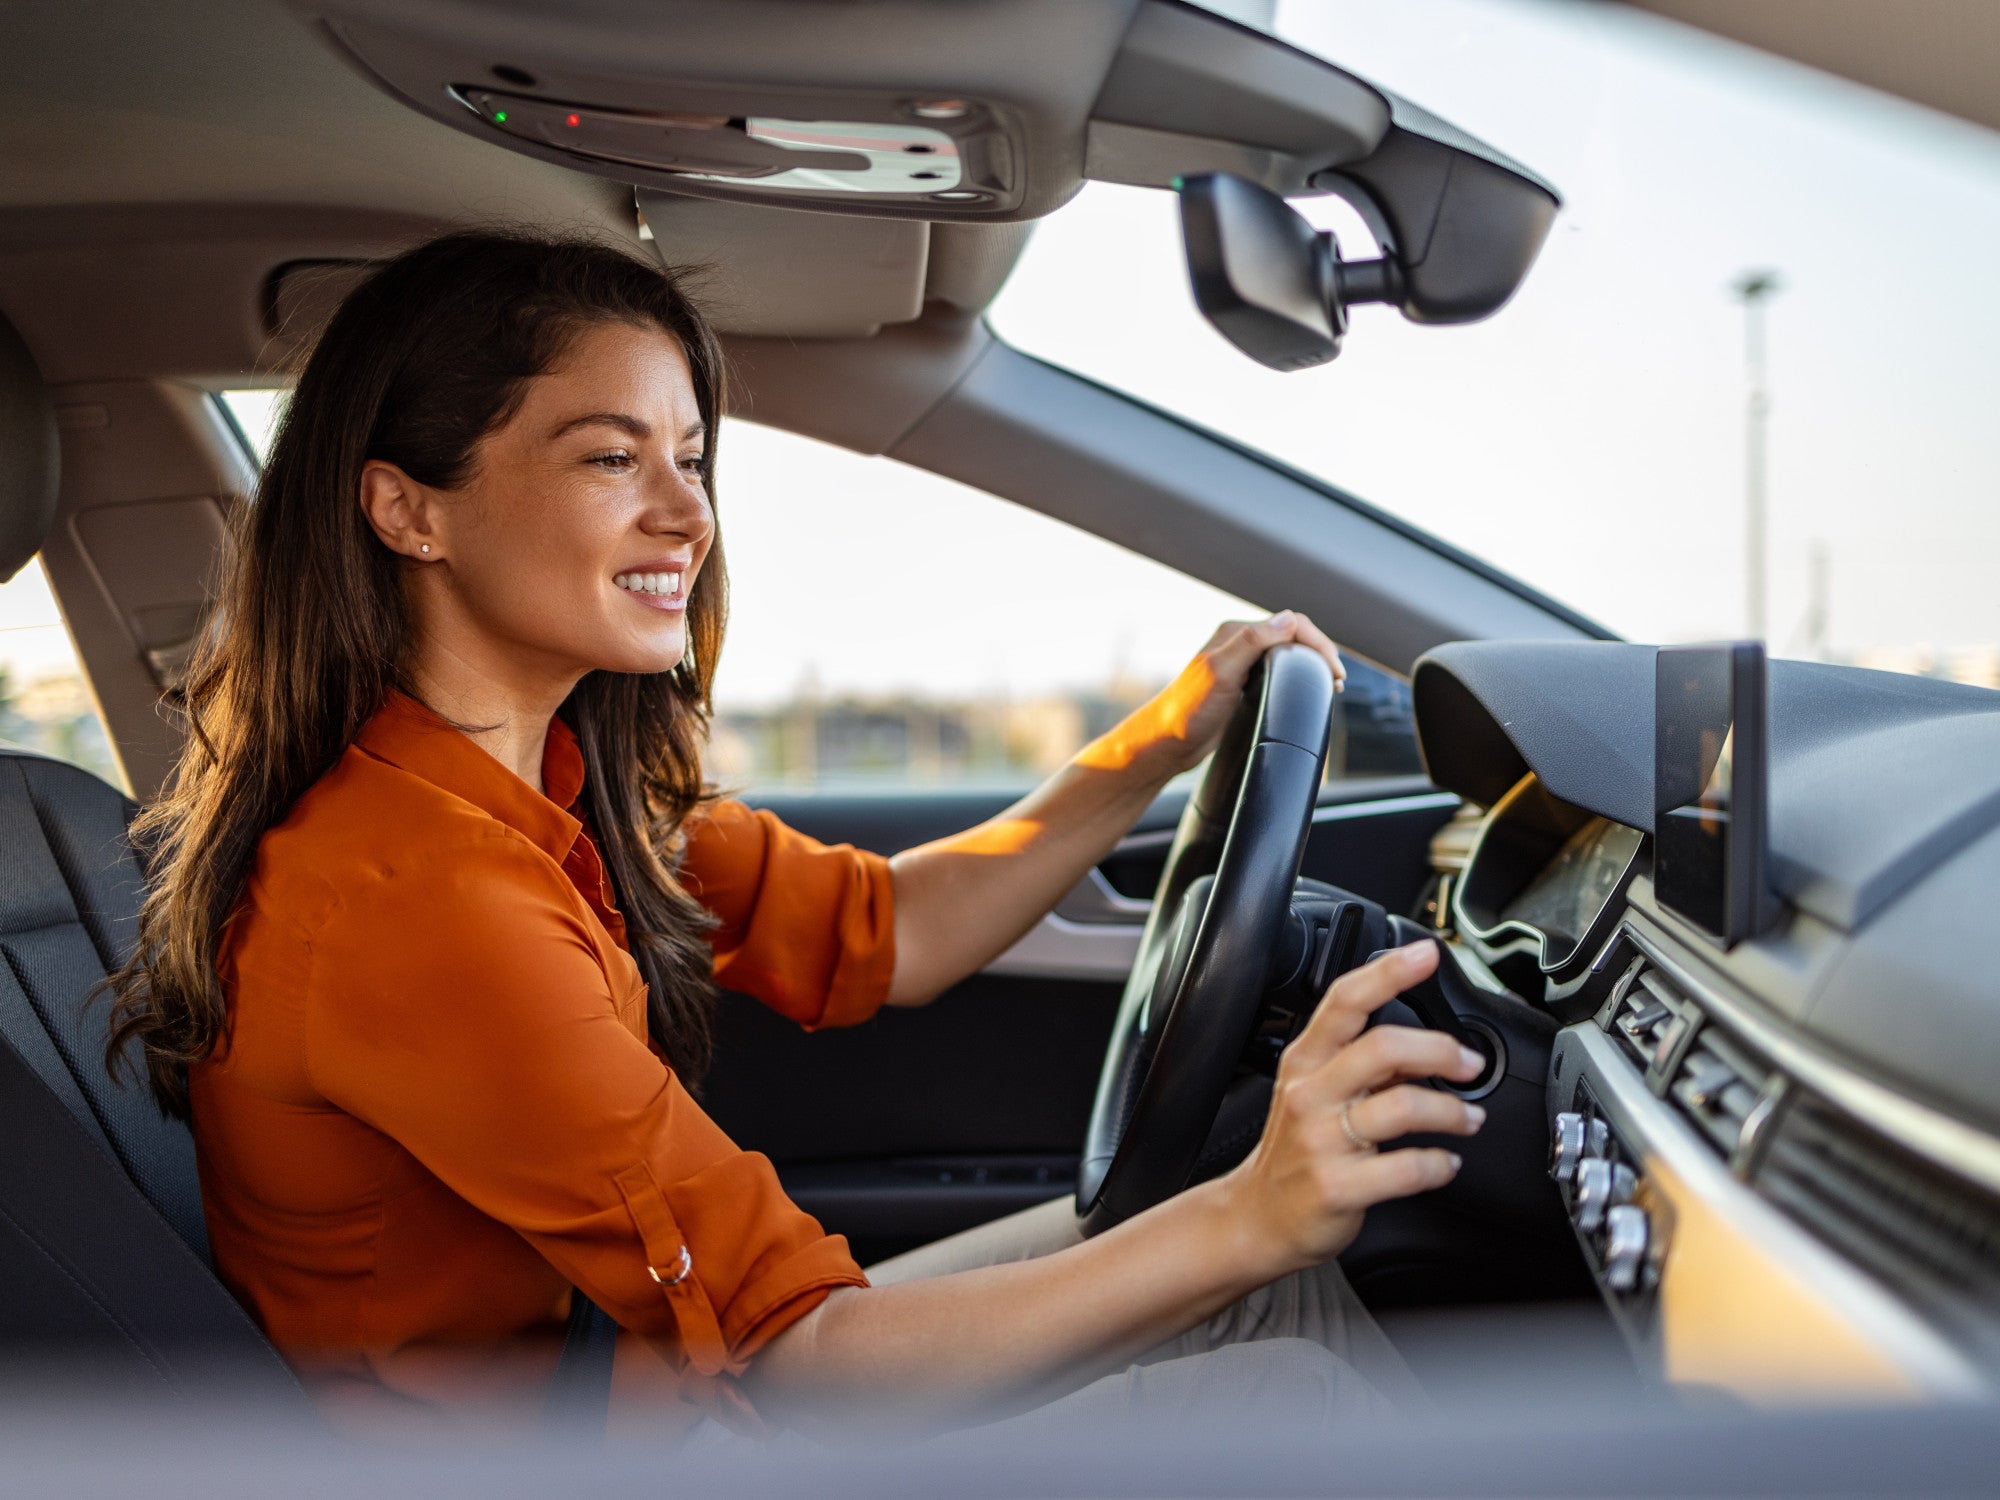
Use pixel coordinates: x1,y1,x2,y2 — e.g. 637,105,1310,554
1076,643,1337,1235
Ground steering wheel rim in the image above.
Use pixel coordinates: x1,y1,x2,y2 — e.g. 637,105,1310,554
1075,643,1336,1236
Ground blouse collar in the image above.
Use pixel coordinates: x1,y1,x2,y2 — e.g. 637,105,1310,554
353,688,588,865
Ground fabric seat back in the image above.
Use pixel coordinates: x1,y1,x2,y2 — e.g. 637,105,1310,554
0,308,305,1405
0,749,209,1257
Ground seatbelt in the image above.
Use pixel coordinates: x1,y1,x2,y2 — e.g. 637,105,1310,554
544,1288,619,1433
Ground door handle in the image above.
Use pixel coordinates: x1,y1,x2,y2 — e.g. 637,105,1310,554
1054,866,1153,925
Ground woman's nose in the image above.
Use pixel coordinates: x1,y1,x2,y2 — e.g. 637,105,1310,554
641,472,713,539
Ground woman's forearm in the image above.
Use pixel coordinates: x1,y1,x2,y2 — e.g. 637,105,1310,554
881,615,1344,1006
883,734,1176,1006
745,1175,1275,1434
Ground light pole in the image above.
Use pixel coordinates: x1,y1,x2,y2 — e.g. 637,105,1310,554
1732,270,1781,641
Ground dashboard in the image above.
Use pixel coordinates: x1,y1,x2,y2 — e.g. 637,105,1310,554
1416,640,2000,1403
1496,818,1643,958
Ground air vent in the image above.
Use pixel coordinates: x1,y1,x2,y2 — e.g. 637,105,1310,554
1667,1022,1772,1160
1606,964,1694,1076
1756,1094,2000,1360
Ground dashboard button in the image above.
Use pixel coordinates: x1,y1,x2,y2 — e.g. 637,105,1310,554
1603,1204,1650,1293
1574,1158,1614,1232
1551,1112,1586,1184
1585,1117,1610,1158
1611,1163,1638,1206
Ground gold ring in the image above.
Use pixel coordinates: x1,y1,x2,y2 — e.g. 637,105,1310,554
1339,1101,1374,1152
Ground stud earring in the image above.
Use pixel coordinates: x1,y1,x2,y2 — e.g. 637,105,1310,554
420,544,430,554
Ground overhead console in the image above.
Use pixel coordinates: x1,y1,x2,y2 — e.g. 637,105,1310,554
293,0,1558,343
293,0,1127,221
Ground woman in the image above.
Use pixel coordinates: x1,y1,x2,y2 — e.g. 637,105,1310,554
106,231,1485,1442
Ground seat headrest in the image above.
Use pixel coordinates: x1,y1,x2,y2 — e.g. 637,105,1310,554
0,313,59,585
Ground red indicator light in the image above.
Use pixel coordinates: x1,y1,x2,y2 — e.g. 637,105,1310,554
566,113,581,127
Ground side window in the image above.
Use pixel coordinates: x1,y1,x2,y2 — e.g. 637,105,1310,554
219,388,285,463
710,421,1424,790
1332,657,1423,779
0,560,125,789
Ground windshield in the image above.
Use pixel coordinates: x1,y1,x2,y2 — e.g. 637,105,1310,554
989,0,2000,686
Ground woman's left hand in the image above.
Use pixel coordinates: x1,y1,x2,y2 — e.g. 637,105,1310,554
1110,611,1347,779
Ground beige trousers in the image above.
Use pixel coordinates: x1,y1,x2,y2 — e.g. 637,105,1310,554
864,1194,1428,1429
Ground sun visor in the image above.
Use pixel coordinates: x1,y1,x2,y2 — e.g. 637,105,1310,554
634,194,928,338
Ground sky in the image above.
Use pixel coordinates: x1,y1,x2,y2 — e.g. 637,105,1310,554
5,0,1995,705
992,0,2000,659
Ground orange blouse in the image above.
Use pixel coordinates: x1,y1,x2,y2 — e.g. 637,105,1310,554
190,688,895,1431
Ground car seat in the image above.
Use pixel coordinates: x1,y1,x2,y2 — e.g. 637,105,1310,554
0,310,308,1406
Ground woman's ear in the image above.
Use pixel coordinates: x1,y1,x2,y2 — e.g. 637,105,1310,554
358,460,442,562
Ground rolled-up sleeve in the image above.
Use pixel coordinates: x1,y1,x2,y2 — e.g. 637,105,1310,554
301,832,866,1375
678,799,896,1029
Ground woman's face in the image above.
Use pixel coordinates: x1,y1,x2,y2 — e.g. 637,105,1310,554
396,319,715,685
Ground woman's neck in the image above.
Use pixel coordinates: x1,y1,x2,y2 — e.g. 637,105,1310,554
406,648,583,796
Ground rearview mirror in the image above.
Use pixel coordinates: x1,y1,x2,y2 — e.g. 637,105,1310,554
1176,172,1392,371
1178,140,1558,370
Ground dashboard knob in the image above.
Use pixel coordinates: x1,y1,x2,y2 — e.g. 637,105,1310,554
1550,1112,1586,1184
1603,1204,1650,1293
1574,1157,1614,1232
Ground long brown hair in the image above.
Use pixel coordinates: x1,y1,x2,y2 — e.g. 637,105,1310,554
106,230,731,1118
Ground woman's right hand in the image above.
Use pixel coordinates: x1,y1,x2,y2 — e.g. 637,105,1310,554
1220,940,1489,1276
747,939,1489,1434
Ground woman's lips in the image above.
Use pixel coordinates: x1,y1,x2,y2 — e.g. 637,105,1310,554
614,569,686,612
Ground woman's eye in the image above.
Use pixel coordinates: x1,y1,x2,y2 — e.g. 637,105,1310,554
588,449,637,471
678,455,706,477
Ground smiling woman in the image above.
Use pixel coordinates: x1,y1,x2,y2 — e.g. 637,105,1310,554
102,228,1463,1444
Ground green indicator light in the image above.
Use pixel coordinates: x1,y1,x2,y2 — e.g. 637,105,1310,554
1169,174,1184,190
494,110,508,123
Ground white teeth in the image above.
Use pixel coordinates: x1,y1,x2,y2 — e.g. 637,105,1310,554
616,570,684,596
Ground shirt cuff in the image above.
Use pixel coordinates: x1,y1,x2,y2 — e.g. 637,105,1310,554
720,1233,872,1369
807,848,898,1030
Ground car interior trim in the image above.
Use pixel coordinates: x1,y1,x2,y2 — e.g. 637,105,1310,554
1552,1022,1982,1400
1618,913,2000,1203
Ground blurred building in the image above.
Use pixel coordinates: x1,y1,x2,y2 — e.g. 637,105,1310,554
708,657,1424,792
1846,643,2000,690
0,670,122,787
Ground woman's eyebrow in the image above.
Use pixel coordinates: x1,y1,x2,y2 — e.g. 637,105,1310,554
547,413,707,444
552,412,652,440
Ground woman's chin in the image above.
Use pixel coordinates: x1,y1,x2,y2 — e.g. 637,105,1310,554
590,630,689,677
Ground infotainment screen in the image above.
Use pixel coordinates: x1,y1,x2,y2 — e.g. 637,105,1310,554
1654,642,1775,945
